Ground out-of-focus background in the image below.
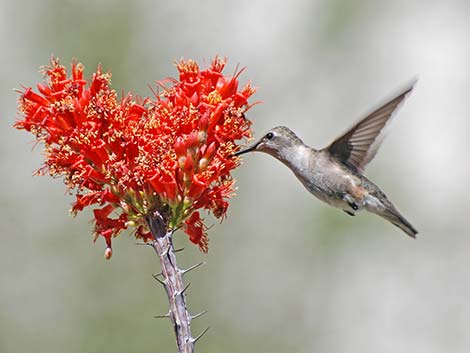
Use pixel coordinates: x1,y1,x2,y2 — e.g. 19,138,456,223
1,1,468,352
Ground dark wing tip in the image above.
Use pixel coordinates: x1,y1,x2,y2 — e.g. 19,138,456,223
397,77,418,100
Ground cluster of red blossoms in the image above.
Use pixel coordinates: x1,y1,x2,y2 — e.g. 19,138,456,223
15,57,256,257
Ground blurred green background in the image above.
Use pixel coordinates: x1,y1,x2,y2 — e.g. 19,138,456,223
1,1,469,352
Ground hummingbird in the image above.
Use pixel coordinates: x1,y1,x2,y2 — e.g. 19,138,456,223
235,81,418,237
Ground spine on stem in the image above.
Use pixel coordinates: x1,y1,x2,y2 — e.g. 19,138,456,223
147,210,207,353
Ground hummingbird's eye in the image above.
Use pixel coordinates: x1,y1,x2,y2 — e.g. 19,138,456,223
265,132,274,140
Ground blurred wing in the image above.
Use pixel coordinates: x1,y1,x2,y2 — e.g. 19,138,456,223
326,80,416,173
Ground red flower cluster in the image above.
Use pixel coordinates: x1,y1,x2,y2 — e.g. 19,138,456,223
15,57,256,256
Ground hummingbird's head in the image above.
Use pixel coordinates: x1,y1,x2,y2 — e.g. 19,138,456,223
234,126,304,159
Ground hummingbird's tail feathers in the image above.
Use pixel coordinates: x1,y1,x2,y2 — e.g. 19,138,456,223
390,214,418,238
381,209,418,238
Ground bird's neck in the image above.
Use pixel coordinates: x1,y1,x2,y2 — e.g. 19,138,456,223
276,144,312,172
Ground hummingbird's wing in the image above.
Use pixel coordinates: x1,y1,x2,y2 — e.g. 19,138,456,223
326,80,416,173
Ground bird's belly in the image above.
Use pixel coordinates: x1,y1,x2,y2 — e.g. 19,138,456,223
299,172,359,210
310,187,352,209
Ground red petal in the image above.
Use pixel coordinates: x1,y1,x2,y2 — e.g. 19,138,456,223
23,88,49,106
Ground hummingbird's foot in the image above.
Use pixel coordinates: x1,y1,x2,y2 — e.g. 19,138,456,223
343,210,355,216
342,193,359,211
349,201,359,211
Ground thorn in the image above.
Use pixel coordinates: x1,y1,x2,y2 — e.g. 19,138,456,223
180,282,191,295
182,261,205,275
154,311,170,319
175,282,191,296
135,242,152,246
152,273,166,286
192,327,210,343
174,247,185,253
191,310,207,320
171,224,183,233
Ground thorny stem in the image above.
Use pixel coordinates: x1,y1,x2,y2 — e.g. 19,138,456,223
146,209,204,353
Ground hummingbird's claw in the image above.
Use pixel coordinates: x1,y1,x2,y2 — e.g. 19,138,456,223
350,201,359,211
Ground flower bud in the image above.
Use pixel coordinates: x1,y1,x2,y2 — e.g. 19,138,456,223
198,114,209,131
204,141,217,160
104,247,113,260
186,131,199,149
178,156,186,169
37,83,52,96
174,137,186,157
197,130,207,143
183,196,192,208
183,153,194,173
198,158,208,171
125,220,136,227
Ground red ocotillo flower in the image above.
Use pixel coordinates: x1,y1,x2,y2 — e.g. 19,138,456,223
15,57,256,257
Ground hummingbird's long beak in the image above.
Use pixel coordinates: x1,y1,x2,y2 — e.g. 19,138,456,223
233,142,258,156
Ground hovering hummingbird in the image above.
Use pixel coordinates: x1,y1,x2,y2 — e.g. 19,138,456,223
235,81,418,237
